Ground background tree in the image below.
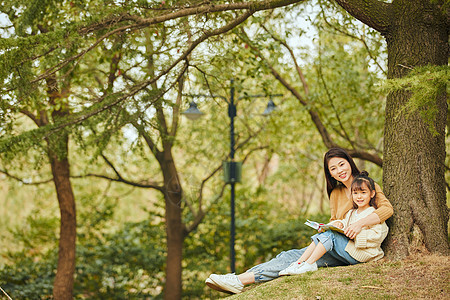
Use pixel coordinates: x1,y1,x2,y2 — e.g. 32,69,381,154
0,1,81,297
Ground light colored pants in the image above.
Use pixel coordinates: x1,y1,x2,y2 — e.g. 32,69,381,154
247,231,360,283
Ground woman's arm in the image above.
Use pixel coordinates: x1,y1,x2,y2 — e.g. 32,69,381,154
329,192,338,222
372,184,394,223
345,214,380,239
354,223,388,249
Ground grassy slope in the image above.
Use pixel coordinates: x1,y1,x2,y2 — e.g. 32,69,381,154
222,253,449,299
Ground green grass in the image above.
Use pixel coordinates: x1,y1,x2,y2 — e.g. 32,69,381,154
213,253,450,300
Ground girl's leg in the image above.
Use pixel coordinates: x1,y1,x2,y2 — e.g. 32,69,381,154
244,234,348,282
278,242,318,275
324,232,360,265
305,242,327,264
297,242,316,263
280,231,350,275
304,231,340,266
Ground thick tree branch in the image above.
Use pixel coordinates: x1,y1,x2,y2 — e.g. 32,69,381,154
10,0,301,91
1,102,41,127
79,0,303,35
170,75,185,138
333,0,391,34
346,148,382,166
72,173,164,191
132,119,162,158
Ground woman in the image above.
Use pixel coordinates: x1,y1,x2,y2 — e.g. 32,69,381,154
205,147,393,294
279,171,389,275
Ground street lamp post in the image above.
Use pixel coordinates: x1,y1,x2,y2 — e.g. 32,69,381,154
228,80,237,273
182,80,280,273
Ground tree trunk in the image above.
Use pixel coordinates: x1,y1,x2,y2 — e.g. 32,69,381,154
160,149,183,300
382,0,449,258
48,134,77,299
41,77,77,299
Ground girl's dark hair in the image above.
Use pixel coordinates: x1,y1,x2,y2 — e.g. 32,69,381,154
324,147,360,198
351,171,377,209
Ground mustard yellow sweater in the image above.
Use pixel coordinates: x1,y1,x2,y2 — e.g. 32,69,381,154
329,183,393,223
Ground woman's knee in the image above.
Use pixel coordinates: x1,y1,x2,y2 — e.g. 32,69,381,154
276,248,304,259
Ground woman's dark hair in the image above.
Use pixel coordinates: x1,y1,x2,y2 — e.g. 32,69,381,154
351,171,377,209
324,147,360,198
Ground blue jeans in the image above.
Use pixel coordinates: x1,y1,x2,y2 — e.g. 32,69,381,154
247,231,360,283
311,230,360,266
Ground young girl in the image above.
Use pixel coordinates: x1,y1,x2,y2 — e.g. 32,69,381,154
279,171,389,275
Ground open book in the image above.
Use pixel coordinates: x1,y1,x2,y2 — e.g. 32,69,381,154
304,219,345,234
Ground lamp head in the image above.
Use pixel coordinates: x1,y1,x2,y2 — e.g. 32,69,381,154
262,99,277,116
182,101,204,120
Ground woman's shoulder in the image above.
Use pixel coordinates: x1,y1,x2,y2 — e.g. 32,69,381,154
331,184,346,194
330,185,347,202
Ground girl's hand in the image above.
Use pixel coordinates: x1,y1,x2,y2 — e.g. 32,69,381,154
344,222,363,239
334,221,344,229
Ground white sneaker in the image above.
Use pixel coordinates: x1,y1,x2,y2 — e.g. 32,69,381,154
284,262,318,275
279,261,305,276
207,273,244,294
205,277,233,294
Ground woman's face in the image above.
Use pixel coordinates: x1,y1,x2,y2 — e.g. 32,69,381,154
328,157,353,186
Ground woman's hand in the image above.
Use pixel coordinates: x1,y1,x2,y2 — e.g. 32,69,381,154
344,222,363,239
345,213,381,239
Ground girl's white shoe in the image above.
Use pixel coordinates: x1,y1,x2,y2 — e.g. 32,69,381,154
279,261,305,276
280,262,318,275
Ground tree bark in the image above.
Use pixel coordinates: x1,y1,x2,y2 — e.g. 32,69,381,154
381,0,449,258
159,148,183,300
333,0,449,258
48,137,77,300
336,0,450,257
43,77,77,299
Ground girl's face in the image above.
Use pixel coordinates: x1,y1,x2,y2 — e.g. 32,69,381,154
328,157,353,186
352,183,375,210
